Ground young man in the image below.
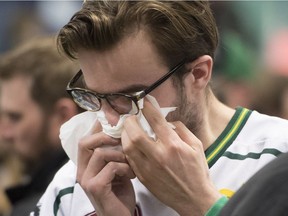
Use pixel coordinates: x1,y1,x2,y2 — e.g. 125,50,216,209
32,1,288,216
0,36,81,216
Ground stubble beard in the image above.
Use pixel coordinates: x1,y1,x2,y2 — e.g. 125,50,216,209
166,86,203,138
22,115,53,174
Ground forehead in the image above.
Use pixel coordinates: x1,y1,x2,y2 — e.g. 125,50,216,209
77,30,168,93
0,76,34,111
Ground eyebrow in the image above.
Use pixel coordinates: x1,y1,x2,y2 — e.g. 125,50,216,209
82,78,148,95
116,84,148,94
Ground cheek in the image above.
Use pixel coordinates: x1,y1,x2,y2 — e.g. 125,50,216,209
18,113,43,140
14,112,45,157
149,80,178,107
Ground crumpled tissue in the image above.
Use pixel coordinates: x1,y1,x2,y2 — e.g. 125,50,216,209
60,94,176,165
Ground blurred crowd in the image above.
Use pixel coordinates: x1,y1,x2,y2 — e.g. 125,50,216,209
0,1,287,216
0,2,82,215
210,1,288,119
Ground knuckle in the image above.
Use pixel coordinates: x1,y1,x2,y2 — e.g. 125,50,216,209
129,133,145,145
165,136,182,153
79,179,89,191
168,142,182,154
82,179,101,195
106,161,116,170
122,143,133,154
86,182,96,194
78,136,89,150
92,148,104,159
88,180,103,194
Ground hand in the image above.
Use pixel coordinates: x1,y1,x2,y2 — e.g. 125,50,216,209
122,100,221,216
77,122,136,216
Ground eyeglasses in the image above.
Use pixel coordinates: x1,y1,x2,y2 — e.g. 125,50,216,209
66,59,186,115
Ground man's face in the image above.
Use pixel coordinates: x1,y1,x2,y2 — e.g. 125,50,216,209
0,75,49,164
77,30,202,133
78,30,180,126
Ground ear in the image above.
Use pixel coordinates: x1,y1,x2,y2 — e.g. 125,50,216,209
52,98,79,124
47,98,79,148
183,55,213,90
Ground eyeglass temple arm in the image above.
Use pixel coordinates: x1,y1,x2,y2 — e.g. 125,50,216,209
143,59,186,96
67,70,83,89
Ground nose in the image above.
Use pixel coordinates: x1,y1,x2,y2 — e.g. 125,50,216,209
100,100,121,126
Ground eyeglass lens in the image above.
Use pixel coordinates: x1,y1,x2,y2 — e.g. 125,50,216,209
106,95,137,114
71,91,101,111
71,90,138,114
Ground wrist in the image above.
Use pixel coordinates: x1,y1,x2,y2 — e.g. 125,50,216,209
205,196,229,216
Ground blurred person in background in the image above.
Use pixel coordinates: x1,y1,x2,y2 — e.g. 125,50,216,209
250,29,288,119
212,31,257,110
0,121,23,216
210,1,258,110
0,1,81,54
0,36,81,216
251,72,288,119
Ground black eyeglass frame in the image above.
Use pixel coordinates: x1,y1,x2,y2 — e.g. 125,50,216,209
66,59,186,114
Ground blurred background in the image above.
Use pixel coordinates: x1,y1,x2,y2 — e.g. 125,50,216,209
210,1,288,118
0,1,82,53
0,2,82,215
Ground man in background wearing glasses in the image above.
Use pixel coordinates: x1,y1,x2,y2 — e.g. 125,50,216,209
32,1,288,216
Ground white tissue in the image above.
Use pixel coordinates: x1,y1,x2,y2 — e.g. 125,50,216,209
60,95,176,165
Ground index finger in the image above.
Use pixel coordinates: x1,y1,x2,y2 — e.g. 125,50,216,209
142,99,178,142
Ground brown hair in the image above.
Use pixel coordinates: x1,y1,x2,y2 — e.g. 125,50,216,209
0,36,79,111
57,1,218,69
